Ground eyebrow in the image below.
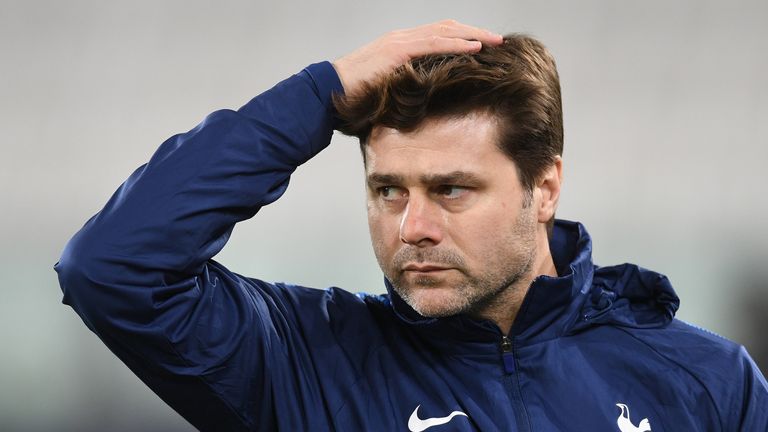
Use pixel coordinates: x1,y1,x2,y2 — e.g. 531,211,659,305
366,171,482,187
366,173,404,187
420,171,483,186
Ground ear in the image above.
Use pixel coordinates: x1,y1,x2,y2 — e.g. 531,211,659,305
535,156,563,223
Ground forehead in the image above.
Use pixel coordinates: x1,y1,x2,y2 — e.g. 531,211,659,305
364,113,509,176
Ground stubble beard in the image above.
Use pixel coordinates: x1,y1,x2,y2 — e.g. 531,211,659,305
377,209,539,319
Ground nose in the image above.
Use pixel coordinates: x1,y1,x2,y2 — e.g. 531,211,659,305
399,195,443,247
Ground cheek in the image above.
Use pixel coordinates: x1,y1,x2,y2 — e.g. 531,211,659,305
367,205,381,237
452,207,517,253
367,209,395,255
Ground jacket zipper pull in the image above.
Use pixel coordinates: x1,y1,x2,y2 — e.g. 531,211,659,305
500,336,515,374
500,336,512,353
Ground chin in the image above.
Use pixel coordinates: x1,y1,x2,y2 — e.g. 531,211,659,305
401,287,470,318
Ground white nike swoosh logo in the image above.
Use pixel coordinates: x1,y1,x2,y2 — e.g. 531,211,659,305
408,405,468,432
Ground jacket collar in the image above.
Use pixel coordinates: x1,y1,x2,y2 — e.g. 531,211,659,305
384,219,679,351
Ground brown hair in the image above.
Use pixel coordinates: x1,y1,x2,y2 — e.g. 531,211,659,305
334,34,563,226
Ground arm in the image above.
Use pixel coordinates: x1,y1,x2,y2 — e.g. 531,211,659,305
55,62,342,431
54,21,502,431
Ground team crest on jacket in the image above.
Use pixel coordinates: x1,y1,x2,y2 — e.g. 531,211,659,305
616,403,651,432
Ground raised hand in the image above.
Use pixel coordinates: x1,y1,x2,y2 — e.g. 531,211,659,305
332,20,503,98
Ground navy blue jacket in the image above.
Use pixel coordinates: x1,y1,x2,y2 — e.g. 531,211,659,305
55,61,768,431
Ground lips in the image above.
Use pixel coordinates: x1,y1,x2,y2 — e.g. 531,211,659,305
402,264,452,272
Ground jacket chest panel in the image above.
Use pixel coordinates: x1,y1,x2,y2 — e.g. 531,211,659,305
330,344,522,431
511,333,720,431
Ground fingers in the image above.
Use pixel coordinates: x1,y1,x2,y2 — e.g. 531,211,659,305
389,20,502,59
406,35,483,59
403,19,503,47
332,20,503,97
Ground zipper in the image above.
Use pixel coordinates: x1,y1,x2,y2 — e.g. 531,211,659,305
500,336,512,353
500,336,515,374
500,335,531,432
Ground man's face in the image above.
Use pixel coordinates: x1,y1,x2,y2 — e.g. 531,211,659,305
365,112,540,318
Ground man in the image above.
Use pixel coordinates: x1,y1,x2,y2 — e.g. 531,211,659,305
55,21,767,431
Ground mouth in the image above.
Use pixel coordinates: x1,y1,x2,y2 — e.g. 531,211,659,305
402,264,453,273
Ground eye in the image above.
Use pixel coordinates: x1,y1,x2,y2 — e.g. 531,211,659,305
378,186,407,202
435,185,468,200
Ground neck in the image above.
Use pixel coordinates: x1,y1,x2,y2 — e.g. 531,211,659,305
471,225,557,335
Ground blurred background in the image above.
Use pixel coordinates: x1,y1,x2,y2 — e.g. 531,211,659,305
1,0,766,430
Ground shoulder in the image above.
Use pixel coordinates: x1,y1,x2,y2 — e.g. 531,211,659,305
614,319,767,426
624,318,743,365
601,315,748,383
614,317,763,390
